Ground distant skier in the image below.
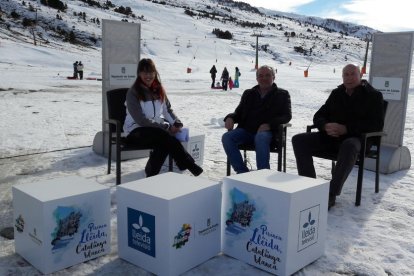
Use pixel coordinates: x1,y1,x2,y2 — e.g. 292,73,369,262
210,65,217,88
77,61,84,80
73,61,78,78
228,77,234,90
221,67,229,91
234,67,241,88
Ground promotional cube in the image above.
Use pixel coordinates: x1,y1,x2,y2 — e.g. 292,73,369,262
163,134,205,171
13,176,111,274
117,172,221,276
183,134,205,166
222,170,329,276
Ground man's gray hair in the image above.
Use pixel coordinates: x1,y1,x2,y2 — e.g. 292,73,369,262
256,65,275,78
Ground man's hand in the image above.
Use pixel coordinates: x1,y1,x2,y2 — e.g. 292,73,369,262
324,123,347,137
169,125,181,135
257,123,271,132
224,117,235,130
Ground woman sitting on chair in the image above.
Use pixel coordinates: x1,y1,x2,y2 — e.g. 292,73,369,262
123,58,203,177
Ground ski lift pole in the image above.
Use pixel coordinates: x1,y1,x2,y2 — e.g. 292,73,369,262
186,45,199,73
361,34,371,75
304,60,312,77
251,32,263,70
306,61,312,71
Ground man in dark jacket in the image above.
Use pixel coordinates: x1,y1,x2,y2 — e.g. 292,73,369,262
73,61,78,78
210,65,217,88
292,64,384,209
222,65,292,174
221,67,229,91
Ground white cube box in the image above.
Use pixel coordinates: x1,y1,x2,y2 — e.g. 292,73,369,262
12,176,111,274
117,172,221,276
183,134,205,166
222,170,329,276
163,134,205,171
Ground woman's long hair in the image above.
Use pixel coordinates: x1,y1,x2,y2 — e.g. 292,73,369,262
133,58,166,102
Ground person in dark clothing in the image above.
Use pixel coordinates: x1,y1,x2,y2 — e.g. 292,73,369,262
222,65,292,174
292,64,384,209
210,65,217,88
77,61,84,80
221,67,229,91
124,58,203,177
73,61,78,78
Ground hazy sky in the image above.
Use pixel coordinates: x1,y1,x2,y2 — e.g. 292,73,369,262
243,0,413,32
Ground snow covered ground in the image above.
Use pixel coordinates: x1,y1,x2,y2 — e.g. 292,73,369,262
1,36,413,275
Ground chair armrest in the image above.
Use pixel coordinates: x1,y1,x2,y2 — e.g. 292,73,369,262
306,124,317,132
275,123,292,145
359,131,387,156
104,119,122,132
104,119,123,141
361,131,387,139
279,123,292,129
306,125,386,139
104,119,122,129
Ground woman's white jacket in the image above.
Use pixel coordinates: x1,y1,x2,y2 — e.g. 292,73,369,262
123,84,180,135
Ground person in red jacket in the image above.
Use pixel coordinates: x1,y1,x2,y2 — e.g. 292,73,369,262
228,77,234,90
292,64,384,209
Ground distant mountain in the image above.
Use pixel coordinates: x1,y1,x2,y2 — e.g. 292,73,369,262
210,0,378,38
0,0,377,65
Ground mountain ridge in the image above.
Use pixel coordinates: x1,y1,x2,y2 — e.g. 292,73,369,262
0,0,376,66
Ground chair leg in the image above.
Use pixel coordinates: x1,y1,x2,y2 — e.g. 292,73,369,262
107,133,112,175
226,157,231,176
168,155,173,172
116,138,121,185
375,155,380,193
277,148,282,172
283,128,287,172
355,158,365,206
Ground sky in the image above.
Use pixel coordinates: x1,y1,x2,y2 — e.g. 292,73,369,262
1,0,414,275
243,0,414,32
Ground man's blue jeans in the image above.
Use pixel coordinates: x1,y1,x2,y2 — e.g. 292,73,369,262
222,128,272,173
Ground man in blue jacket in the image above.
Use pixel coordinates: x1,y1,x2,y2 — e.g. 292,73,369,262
292,64,384,209
222,65,292,174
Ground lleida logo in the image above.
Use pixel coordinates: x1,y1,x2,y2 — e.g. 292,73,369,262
128,208,156,257
297,205,320,252
190,142,201,161
172,224,192,249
